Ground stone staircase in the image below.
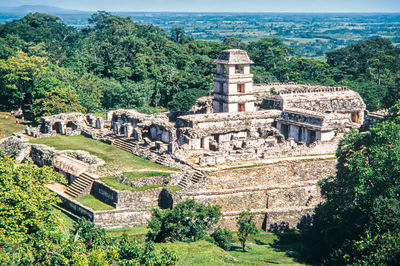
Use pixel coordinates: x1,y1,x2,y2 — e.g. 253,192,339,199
177,169,206,188
177,172,191,188
112,137,136,153
65,172,96,198
191,169,206,183
106,133,207,189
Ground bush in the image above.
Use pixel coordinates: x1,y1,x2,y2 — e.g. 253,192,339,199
210,227,233,251
147,199,221,242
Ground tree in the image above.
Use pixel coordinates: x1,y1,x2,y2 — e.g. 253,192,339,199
147,199,221,242
302,100,400,263
0,155,67,245
72,218,111,250
223,37,246,50
237,211,258,252
247,38,293,71
0,50,47,108
273,57,334,84
119,234,177,265
327,38,400,109
31,86,86,120
167,88,208,111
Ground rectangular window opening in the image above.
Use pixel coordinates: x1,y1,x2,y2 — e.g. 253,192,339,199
237,84,245,93
238,103,246,112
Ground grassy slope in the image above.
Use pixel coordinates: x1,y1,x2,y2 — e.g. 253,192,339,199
76,195,114,211
0,112,26,138
54,208,77,229
29,135,171,173
161,232,303,265
106,227,303,265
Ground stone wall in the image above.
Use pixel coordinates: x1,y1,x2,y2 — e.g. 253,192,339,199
175,159,336,230
57,187,153,228
91,180,164,209
93,209,152,228
198,139,339,166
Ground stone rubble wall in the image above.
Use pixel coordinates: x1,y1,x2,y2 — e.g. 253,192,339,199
0,136,32,162
93,209,152,228
198,139,339,166
174,159,336,230
115,173,182,189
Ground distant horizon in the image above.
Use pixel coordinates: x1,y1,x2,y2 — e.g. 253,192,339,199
1,5,400,14
0,0,399,13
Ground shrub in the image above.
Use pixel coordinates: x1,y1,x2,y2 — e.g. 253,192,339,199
147,199,221,242
210,227,233,251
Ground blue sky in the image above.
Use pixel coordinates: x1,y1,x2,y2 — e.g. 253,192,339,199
1,0,399,12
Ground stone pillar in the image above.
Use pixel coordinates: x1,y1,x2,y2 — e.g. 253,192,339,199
96,118,104,129
87,114,95,126
106,111,114,121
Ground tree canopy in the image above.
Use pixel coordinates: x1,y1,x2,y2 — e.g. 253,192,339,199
301,100,400,264
0,155,66,245
147,199,221,243
0,12,399,116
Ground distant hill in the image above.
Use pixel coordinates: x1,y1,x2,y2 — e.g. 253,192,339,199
0,5,89,15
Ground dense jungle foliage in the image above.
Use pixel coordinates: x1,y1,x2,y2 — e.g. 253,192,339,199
1,12,400,265
0,155,177,265
285,100,400,265
0,12,399,117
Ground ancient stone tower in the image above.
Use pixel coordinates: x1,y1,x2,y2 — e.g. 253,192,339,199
212,49,256,113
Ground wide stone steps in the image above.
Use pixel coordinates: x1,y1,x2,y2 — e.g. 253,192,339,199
113,140,134,153
177,170,207,189
107,133,208,189
155,154,167,164
65,172,96,198
178,172,192,188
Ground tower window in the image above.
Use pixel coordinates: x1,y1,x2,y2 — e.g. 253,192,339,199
235,65,244,74
238,103,246,112
237,84,245,93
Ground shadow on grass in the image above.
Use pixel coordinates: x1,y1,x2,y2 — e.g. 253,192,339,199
269,229,310,265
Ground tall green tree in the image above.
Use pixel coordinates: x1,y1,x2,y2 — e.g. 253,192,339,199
0,155,66,245
0,50,47,108
237,211,258,252
247,38,293,71
32,86,86,119
327,37,400,110
302,100,400,264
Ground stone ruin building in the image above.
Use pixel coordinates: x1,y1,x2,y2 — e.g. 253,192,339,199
107,49,366,166
14,49,376,230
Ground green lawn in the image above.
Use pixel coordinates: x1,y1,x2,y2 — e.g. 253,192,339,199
105,226,303,265
158,232,304,265
101,176,182,193
0,111,26,139
76,195,115,211
107,226,149,238
123,171,172,182
29,135,172,173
